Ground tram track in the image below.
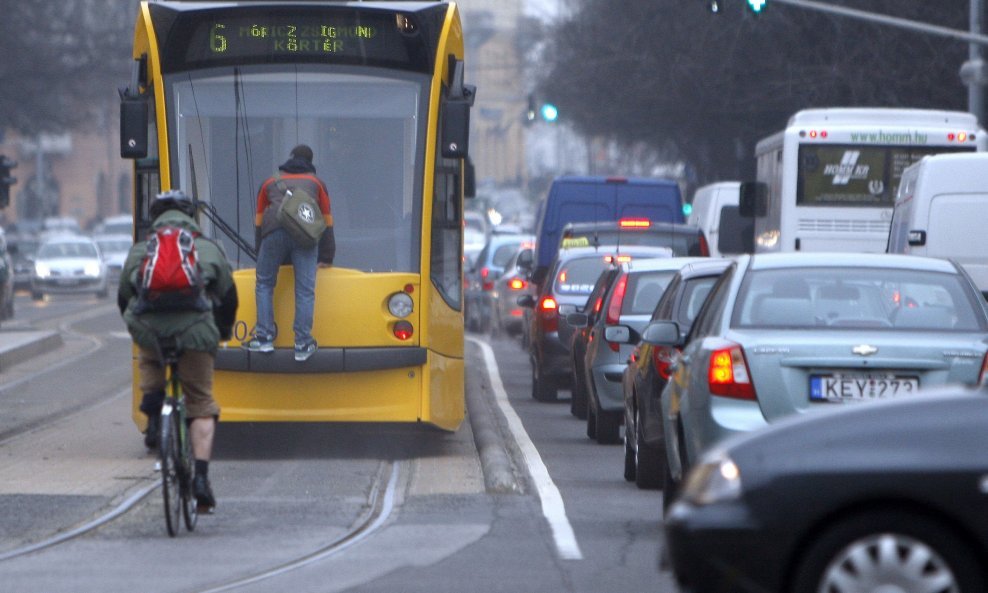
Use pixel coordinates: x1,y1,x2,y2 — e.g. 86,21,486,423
0,459,402,593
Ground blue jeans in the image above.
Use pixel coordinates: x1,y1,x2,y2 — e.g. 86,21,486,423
255,228,318,346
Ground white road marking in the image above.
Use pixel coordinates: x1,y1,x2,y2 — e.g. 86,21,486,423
469,337,584,560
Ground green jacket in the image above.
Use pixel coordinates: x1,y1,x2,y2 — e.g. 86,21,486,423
117,210,238,354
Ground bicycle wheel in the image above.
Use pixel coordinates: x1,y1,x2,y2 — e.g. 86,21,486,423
159,405,181,537
180,417,198,532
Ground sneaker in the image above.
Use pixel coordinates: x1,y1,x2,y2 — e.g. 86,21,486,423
144,414,160,450
193,474,216,512
244,337,274,353
294,341,317,362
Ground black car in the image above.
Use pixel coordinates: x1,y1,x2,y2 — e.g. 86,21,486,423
559,219,709,258
520,244,675,402
616,259,730,489
664,389,988,593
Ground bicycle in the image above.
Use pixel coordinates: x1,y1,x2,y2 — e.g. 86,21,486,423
155,336,197,536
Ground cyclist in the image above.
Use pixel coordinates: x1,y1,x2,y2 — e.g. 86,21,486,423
117,190,238,512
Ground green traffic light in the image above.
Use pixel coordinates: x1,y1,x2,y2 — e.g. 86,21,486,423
682,203,693,217
747,0,766,12
540,103,558,122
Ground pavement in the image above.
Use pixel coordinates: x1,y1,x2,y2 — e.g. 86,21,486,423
0,329,524,496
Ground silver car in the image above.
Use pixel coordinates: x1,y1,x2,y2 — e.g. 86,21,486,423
654,252,988,498
571,257,709,444
31,235,109,300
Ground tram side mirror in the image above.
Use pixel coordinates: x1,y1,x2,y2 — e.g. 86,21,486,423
120,95,149,159
441,57,476,159
739,182,768,218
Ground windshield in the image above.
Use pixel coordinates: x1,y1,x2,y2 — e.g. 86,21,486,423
734,267,986,331
39,242,98,259
167,66,426,271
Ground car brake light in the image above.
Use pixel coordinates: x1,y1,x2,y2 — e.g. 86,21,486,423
698,233,710,257
708,344,755,399
508,278,526,290
539,296,558,332
605,274,629,352
604,255,632,264
619,218,650,229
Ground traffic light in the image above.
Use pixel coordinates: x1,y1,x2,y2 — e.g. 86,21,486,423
0,155,17,209
540,103,559,123
746,0,767,13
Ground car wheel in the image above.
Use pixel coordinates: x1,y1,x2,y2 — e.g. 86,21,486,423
623,432,636,482
792,510,984,593
531,363,557,402
594,409,621,445
634,409,662,490
662,422,684,515
570,366,588,419
586,403,597,439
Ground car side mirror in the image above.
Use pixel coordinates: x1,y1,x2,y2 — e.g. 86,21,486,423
567,312,589,328
517,295,536,308
641,320,681,347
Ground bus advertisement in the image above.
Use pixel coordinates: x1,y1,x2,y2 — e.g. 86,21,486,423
119,1,475,431
744,108,986,253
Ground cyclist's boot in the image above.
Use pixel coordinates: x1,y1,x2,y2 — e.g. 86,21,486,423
194,474,216,513
140,391,165,450
143,413,160,450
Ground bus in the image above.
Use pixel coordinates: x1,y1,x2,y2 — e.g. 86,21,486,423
119,1,475,431
743,108,985,253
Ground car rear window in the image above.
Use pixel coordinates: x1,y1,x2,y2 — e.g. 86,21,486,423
733,267,987,331
554,257,608,296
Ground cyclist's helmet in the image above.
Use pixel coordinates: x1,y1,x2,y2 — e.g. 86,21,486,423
149,189,196,219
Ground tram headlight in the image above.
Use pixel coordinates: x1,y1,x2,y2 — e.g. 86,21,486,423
388,292,414,318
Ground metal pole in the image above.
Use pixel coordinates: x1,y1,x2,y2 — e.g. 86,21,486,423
970,0,984,125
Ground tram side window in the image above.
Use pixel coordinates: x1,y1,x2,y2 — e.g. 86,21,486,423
432,149,462,310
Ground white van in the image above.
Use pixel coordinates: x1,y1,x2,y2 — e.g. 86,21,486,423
887,152,988,296
688,181,751,257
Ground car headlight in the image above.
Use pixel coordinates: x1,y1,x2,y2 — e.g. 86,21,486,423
84,262,101,277
680,452,742,506
35,262,51,278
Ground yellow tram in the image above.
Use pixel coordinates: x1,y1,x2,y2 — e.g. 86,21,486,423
120,1,475,431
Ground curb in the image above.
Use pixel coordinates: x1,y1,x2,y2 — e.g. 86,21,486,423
466,339,524,495
0,331,63,372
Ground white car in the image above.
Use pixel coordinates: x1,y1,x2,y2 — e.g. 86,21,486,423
93,233,134,283
31,235,109,300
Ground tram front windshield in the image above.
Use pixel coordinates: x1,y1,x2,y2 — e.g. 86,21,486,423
167,67,427,272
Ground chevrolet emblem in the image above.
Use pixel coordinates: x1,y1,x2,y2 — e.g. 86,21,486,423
852,344,878,356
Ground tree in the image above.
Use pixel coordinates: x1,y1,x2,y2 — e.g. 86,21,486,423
0,0,134,134
538,0,969,183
